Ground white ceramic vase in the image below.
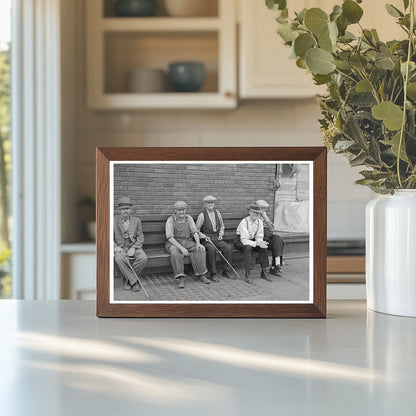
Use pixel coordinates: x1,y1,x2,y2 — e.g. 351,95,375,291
366,189,416,317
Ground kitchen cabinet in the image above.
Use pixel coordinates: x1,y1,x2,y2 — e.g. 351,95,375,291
86,0,237,109
238,0,404,99
238,0,325,99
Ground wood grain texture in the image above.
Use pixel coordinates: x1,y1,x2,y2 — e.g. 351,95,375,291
327,256,365,274
96,147,327,318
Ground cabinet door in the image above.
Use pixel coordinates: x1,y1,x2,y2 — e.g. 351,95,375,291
239,0,325,99
239,0,404,99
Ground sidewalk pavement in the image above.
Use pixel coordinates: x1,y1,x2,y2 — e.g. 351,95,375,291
114,256,310,302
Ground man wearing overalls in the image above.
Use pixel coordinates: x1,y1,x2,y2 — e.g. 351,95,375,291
165,201,209,289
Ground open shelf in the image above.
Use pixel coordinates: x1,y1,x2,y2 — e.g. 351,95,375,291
87,0,236,109
104,31,218,94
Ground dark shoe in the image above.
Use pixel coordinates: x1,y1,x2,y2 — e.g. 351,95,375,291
269,266,282,276
245,270,252,284
222,269,233,279
210,273,219,282
132,281,141,291
123,279,132,290
178,276,185,289
261,269,272,282
200,275,210,284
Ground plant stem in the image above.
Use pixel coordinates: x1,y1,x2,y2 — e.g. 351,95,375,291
397,0,415,188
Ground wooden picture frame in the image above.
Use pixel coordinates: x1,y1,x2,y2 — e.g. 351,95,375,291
96,147,327,318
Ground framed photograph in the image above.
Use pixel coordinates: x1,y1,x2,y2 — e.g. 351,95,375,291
96,147,327,318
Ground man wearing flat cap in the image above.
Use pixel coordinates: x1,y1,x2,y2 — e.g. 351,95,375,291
165,201,209,289
196,195,233,281
114,197,148,292
256,199,285,276
235,204,271,283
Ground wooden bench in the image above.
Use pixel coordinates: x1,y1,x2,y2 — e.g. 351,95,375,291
136,213,309,274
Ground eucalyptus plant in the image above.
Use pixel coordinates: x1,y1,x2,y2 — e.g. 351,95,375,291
266,0,416,193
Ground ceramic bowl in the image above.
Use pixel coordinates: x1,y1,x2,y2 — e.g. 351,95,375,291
114,0,158,17
128,68,167,93
168,62,205,92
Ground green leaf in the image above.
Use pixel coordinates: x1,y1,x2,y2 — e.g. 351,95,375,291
304,8,329,35
334,140,355,151
387,132,409,162
356,79,372,92
403,0,409,10
360,170,391,180
342,0,364,24
407,82,416,99
372,101,404,131
318,27,334,52
296,57,308,69
339,31,356,43
294,33,316,58
371,29,380,43
385,4,404,18
375,56,395,70
333,60,352,70
336,15,348,36
306,48,335,75
350,54,368,70
313,74,332,85
330,5,342,22
296,8,307,23
350,152,368,167
266,0,287,10
277,23,298,43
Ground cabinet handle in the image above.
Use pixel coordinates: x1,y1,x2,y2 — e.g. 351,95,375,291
224,91,234,99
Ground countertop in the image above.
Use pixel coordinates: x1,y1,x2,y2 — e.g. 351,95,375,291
0,300,415,415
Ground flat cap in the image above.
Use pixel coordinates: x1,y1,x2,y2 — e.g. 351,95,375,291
117,196,133,208
174,201,189,209
256,199,269,208
203,195,217,202
248,204,262,213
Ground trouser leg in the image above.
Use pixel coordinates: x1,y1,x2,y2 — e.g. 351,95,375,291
265,235,284,266
215,240,233,271
202,241,217,274
114,250,138,285
167,246,185,278
185,241,207,276
235,241,254,270
132,248,148,276
255,247,270,268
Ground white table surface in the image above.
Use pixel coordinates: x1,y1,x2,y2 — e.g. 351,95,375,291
0,300,415,416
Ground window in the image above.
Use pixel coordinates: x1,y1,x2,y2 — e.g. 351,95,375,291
0,0,11,298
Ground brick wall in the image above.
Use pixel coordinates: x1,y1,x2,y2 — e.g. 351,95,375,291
114,163,276,216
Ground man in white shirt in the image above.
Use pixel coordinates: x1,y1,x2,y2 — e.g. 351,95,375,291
235,204,271,283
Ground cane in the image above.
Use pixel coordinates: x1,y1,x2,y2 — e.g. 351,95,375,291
120,251,151,300
205,238,241,279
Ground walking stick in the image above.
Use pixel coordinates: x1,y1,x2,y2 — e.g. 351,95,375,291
205,238,241,279
120,251,151,300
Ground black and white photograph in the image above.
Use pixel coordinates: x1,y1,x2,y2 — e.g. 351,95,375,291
109,161,313,304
